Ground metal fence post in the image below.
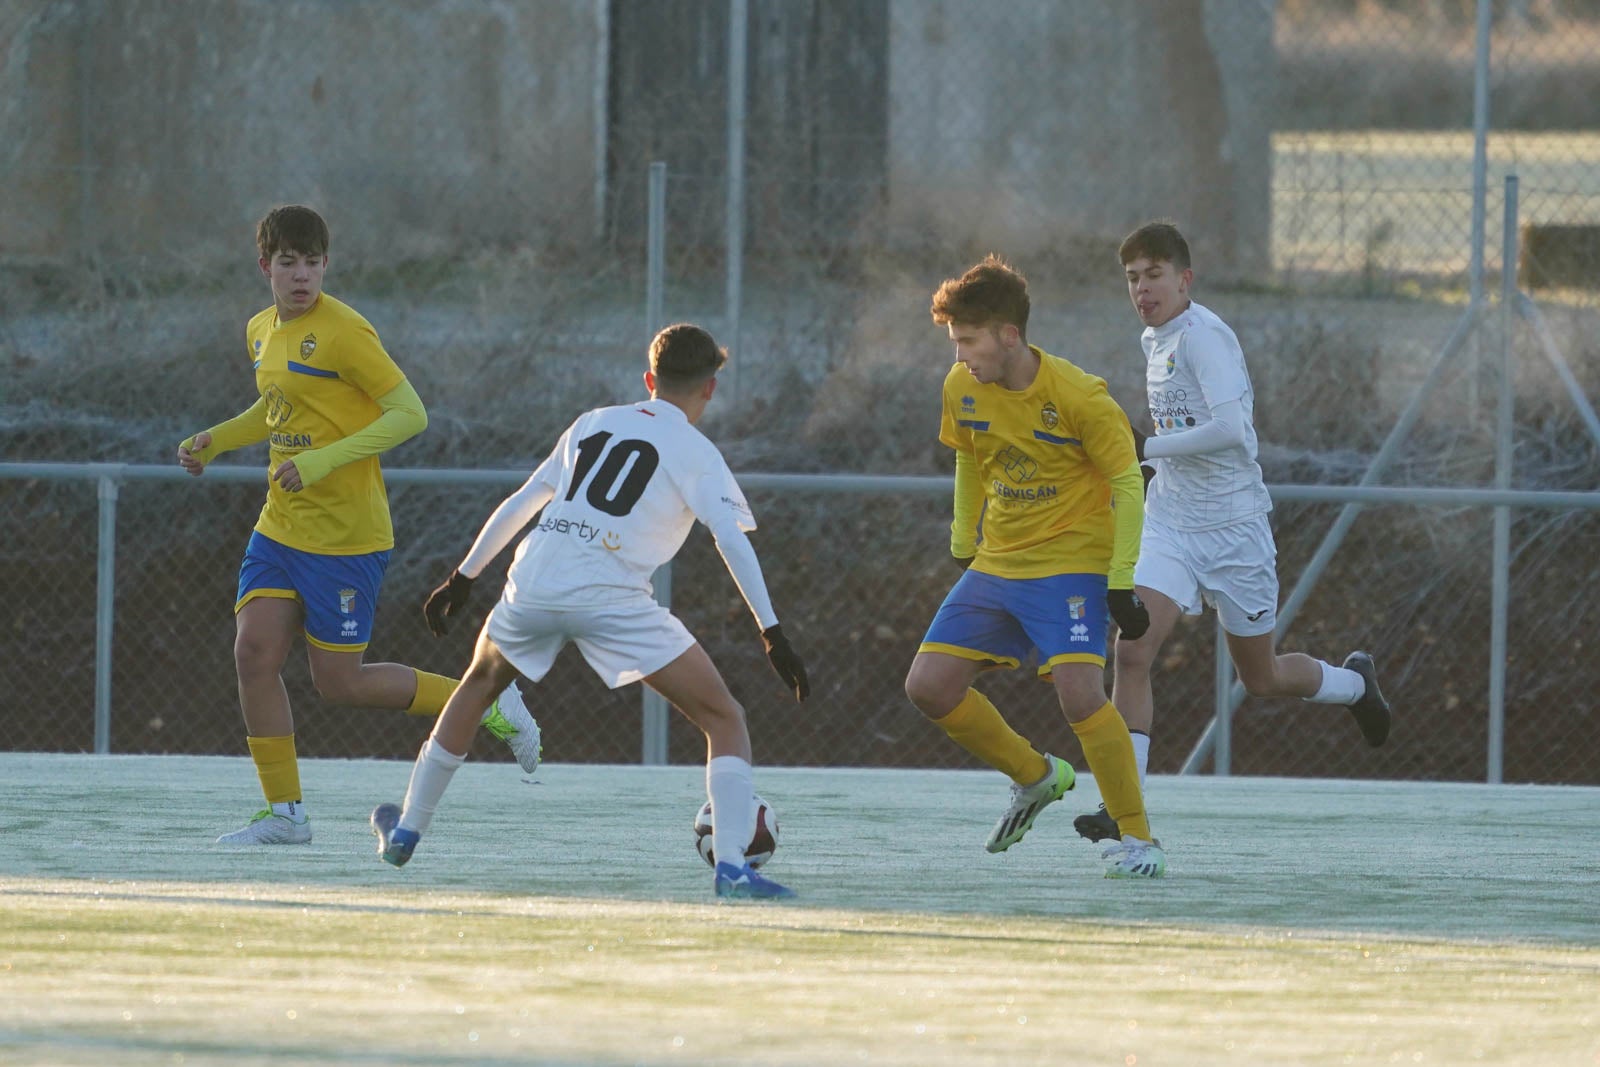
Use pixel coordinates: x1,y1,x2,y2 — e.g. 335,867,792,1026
724,0,748,400
1212,616,1232,776
1487,174,1519,784
641,161,672,765
94,469,122,754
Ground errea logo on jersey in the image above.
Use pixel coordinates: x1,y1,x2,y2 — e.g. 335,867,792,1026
1069,623,1090,642
960,395,976,413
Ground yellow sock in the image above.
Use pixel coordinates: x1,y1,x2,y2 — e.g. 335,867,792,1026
246,734,301,806
407,670,460,716
1070,701,1151,842
933,689,1050,785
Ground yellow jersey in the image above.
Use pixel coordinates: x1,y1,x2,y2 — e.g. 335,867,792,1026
245,294,407,554
940,347,1137,579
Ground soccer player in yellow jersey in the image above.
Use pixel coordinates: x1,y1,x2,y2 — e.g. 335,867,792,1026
903,255,1166,878
176,205,541,846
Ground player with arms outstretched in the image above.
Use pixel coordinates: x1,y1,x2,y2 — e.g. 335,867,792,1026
177,205,539,846
1074,221,1391,843
903,255,1166,878
370,323,809,900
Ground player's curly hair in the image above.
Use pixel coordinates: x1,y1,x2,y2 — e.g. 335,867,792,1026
650,323,728,390
930,254,1030,336
256,205,330,260
1119,221,1191,270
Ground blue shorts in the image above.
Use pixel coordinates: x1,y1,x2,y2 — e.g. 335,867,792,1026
235,531,391,652
919,569,1110,674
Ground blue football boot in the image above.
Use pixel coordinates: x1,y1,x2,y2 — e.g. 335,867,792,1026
713,860,795,900
370,802,419,868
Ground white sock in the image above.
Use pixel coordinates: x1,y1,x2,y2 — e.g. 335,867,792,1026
706,755,755,870
1308,661,1366,705
1129,731,1151,789
270,800,307,822
399,739,467,834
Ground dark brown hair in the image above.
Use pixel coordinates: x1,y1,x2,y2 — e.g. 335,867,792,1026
649,323,728,390
256,205,330,260
1119,221,1191,270
930,254,1030,335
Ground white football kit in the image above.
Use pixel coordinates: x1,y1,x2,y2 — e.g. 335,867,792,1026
456,398,778,687
1136,301,1279,637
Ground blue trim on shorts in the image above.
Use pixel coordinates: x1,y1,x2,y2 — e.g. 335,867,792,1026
921,569,1109,670
236,531,391,648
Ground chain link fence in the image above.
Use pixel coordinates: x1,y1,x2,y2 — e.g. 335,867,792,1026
3,1,1598,783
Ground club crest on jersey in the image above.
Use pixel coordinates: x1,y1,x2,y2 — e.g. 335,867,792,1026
1066,595,1087,620
300,333,318,359
1165,351,1177,374
338,588,357,615
1040,401,1059,430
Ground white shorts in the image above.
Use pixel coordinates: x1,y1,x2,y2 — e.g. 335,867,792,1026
1134,513,1279,637
485,593,696,689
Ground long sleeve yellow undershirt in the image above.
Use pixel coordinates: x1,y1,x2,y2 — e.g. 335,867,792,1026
949,449,984,559
1106,459,1145,590
289,378,428,489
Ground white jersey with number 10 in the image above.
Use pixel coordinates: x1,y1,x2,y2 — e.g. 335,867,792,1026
504,399,756,606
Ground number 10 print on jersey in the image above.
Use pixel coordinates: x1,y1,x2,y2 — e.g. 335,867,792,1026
502,399,758,607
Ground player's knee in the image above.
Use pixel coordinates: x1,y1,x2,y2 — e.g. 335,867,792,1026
1113,637,1159,676
689,695,747,739
903,673,954,719
309,670,359,705
1236,664,1280,699
233,633,286,680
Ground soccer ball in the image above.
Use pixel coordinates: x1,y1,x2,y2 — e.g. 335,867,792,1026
693,794,779,869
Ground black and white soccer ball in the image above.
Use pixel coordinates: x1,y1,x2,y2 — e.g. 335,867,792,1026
693,793,779,869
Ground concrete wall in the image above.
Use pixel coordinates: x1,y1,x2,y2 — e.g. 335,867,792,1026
887,0,1274,272
0,0,603,264
1,0,1273,273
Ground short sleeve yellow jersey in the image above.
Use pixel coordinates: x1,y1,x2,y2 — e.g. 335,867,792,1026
245,294,407,554
939,346,1137,579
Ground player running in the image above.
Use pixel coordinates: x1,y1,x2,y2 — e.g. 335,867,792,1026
370,323,809,900
903,255,1166,878
1073,221,1391,843
178,205,538,847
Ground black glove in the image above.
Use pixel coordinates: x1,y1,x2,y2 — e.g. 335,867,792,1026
423,569,474,637
760,624,809,702
1131,426,1148,462
1107,588,1150,642
953,555,974,571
